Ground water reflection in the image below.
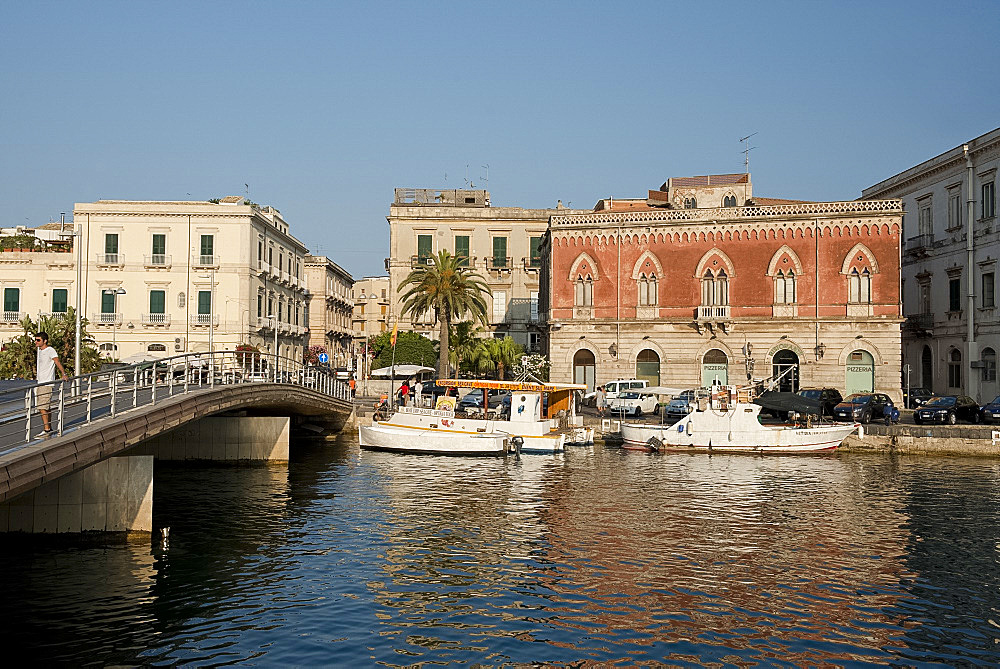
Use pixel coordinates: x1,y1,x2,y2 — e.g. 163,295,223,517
1,437,1000,665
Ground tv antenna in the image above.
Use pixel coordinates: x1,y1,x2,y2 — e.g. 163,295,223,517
739,133,757,174
481,164,489,190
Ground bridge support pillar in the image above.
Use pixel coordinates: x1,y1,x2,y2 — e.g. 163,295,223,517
0,455,153,534
132,416,290,462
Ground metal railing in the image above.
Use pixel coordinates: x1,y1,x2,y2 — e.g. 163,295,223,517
144,254,172,267
190,314,219,326
93,312,123,325
96,253,123,265
142,312,171,325
2,311,26,324
0,350,349,451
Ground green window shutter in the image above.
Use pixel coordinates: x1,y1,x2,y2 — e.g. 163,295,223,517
493,237,507,267
149,290,166,314
200,235,214,256
417,235,432,260
101,291,116,313
105,234,118,254
52,289,68,313
152,234,166,255
4,288,19,312
529,236,541,267
455,235,470,267
198,290,212,315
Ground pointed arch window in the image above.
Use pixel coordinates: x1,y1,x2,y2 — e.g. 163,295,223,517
948,348,962,388
575,274,593,307
684,197,697,209
701,269,729,306
775,269,796,304
723,195,737,207
849,268,872,304
638,272,658,306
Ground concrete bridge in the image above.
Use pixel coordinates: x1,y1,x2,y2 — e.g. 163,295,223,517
0,352,354,535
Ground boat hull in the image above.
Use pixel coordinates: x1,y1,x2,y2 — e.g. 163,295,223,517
359,424,509,456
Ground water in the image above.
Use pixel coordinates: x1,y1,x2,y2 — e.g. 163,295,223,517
3,436,1000,666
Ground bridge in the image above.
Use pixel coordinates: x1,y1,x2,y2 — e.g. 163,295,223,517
0,351,354,535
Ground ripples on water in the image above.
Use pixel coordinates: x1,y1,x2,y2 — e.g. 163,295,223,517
2,436,1000,666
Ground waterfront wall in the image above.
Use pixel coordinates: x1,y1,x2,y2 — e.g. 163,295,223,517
840,425,1000,457
130,416,290,462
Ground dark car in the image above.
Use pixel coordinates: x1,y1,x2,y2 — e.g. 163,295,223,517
832,393,894,424
903,387,933,409
795,388,843,417
914,395,981,425
981,395,1000,423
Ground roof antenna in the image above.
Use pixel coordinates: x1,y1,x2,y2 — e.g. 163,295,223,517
481,164,489,191
739,133,757,174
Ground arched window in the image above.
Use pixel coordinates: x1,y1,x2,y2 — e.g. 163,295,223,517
636,349,660,385
638,273,658,306
983,347,997,383
575,274,593,306
723,195,737,207
775,270,796,304
700,269,730,306
684,197,697,209
716,270,729,305
849,268,872,304
573,349,596,391
702,270,716,305
948,348,962,388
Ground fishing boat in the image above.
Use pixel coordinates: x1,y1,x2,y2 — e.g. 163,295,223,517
621,385,860,454
358,379,593,456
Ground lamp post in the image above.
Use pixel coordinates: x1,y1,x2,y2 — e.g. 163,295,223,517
266,313,278,381
103,287,126,360
68,221,82,381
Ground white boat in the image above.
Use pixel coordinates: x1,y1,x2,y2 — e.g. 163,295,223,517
358,379,593,456
621,385,859,454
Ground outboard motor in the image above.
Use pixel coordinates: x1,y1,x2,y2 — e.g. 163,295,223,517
511,436,523,457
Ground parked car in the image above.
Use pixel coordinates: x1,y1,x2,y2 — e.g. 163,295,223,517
832,393,895,424
606,390,659,417
981,395,1000,423
585,379,649,406
795,388,843,417
458,389,506,413
914,395,982,425
903,387,933,409
665,390,698,420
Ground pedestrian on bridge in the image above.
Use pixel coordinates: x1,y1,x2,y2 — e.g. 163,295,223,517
34,332,68,439
349,376,356,399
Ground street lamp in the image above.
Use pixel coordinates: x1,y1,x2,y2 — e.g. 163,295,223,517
103,287,126,360
266,313,278,381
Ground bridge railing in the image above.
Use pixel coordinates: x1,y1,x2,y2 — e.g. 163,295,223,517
0,350,349,451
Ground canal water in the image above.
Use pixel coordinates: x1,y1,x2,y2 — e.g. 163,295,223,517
3,435,1000,666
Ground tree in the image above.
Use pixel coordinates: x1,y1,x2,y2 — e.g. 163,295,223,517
449,320,485,375
303,345,328,365
467,336,524,380
397,250,491,378
0,310,102,378
369,330,438,369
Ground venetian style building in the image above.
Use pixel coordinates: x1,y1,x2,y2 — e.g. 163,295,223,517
541,174,904,400
303,254,354,367
862,128,999,402
0,198,311,362
386,188,589,351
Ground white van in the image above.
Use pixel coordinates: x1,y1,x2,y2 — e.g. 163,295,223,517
586,379,649,406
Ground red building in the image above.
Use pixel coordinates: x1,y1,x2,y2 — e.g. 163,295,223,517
541,174,904,399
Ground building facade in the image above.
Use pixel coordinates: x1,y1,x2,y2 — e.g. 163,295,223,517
0,198,311,362
350,275,390,379
542,175,904,400
862,128,1000,402
304,255,354,368
386,188,589,351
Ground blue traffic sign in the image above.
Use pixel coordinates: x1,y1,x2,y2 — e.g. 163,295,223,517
318,352,329,363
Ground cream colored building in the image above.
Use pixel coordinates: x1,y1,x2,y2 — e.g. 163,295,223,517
386,188,589,351
304,254,354,367
0,198,311,362
351,275,389,379
862,127,1000,402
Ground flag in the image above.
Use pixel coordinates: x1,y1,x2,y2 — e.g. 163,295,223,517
390,321,398,347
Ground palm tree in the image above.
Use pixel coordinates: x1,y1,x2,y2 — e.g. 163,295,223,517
398,250,491,378
466,336,523,380
448,320,484,374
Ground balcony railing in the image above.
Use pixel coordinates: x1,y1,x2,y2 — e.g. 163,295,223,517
487,256,512,271
144,254,171,267
257,260,268,275
192,255,219,268
1,311,26,324
697,305,731,320
905,234,934,254
142,313,171,326
905,313,934,330
523,257,542,271
93,312,123,325
190,314,219,326
96,253,123,266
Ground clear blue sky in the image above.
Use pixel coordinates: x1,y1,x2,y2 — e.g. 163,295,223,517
3,1,998,278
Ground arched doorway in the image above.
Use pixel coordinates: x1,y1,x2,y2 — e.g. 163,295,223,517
573,349,596,392
845,350,875,395
701,349,729,386
921,345,933,391
772,349,800,392
635,349,660,386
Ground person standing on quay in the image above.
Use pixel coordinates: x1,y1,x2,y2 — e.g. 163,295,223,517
596,385,606,417
34,332,69,438
349,376,356,399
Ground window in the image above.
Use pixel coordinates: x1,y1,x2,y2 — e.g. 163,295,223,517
51,288,68,313
492,237,508,268
984,272,995,309
152,234,166,256
105,233,119,255
983,181,996,219
701,269,729,306
268,247,273,266
849,268,872,304
948,192,962,229
984,347,997,383
257,294,263,317
454,235,470,267
149,290,166,314
723,195,737,207
948,349,962,388
684,197,697,209
200,234,214,257
4,287,20,315
198,290,212,315
919,280,931,314
492,291,506,322
258,241,263,262
949,277,961,312
918,200,932,235
529,236,542,268
101,291,116,314
529,291,539,321
575,275,593,306
638,273,658,306
775,270,796,304
417,234,433,261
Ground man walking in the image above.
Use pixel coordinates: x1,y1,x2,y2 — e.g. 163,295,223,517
35,332,69,438
349,376,357,399
596,385,606,416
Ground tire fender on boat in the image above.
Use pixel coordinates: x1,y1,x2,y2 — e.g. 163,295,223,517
685,420,693,436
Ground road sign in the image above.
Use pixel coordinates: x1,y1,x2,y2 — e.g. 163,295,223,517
318,352,329,364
